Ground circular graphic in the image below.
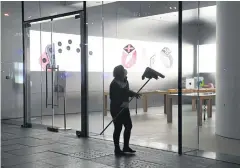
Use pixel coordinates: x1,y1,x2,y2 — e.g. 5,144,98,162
68,40,72,44
66,46,71,51
39,52,51,71
89,51,93,55
160,47,173,68
42,58,47,63
76,48,80,53
121,44,137,68
58,42,62,46
58,49,62,53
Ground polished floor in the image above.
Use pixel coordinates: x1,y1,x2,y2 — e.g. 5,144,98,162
24,105,240,157
2,123,240,168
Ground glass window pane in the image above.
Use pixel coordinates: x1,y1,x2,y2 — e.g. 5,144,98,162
24,1,83,21
1,2,24,124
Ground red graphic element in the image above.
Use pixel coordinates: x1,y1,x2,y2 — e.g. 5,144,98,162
122,44,137,68
39,52,51,71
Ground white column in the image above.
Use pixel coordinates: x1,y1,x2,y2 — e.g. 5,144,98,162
216,2,240,139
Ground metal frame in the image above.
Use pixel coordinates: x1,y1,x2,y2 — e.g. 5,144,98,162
21,1,32,128
178,1,183,155
21,1,28,128
23,10,83,25
21,1,88,137
77,1,89,137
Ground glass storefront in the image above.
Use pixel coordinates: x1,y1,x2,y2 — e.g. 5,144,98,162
1,2,24,125
3,1,240,163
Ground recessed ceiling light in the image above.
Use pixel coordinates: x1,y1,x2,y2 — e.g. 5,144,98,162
4,13,9,16
174,7,177,9
28,16,32,19
169,7,172,9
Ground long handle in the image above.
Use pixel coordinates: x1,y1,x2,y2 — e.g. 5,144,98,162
63,92,66,129
51,65,54,128
51,66,54,109
100,78,151,135
46,65,48,108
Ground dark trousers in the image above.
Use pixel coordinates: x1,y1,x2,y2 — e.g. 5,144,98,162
110,108,132,149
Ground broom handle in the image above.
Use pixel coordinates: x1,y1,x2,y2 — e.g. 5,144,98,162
100,78,151,135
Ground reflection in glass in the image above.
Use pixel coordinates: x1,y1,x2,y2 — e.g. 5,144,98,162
13,62,23,84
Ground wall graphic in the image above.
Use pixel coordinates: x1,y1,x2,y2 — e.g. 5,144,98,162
30,30,194,75
122,44,137,68
150,54,156,68
160,47,173,68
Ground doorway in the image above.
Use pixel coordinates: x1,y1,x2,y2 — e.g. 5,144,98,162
22,11,85,132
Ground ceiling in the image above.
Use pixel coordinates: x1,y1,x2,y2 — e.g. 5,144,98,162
19,1,216,26
65,1,116,8
80,1,217,26
144,5,216,25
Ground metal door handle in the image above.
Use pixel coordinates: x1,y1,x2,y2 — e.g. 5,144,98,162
56,65,59,106
51,65,54,109
46,65,48,108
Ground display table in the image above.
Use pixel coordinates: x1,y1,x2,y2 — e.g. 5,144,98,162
168,88,216,111
104,90,168,116
104,88,216,118
166,93,216,126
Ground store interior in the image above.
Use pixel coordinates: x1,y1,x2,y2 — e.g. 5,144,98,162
2,1,240,158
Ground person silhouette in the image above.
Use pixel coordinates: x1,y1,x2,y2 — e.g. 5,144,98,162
109,65,141,155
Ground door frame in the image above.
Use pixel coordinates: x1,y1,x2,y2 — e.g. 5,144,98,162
21,1,89,137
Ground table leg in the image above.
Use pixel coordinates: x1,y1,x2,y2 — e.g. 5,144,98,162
104,95,107,116
192,98,196,111
167,96,172,123
207,99,212,118
198,99,202,126
143,95,148,112
164,94,167,114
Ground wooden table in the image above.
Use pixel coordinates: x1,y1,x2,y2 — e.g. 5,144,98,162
104,90,168,116
166,93,216,126
104,88,216,117
142,90,168,114
168,88,216,111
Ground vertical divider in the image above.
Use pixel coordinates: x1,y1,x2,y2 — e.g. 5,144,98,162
80,1,89,137
101,1,105,135
178,1,183,155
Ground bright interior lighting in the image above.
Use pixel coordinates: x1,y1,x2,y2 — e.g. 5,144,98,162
199,44,216,73
30,30,193,75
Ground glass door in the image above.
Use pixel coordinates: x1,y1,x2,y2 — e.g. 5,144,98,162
181,1,200,153
51,14,81,130
23,13,82,131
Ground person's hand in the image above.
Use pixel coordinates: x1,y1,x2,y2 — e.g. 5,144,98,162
135,93,141,99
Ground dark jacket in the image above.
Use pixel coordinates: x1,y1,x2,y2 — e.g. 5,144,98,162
109,78,135,116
